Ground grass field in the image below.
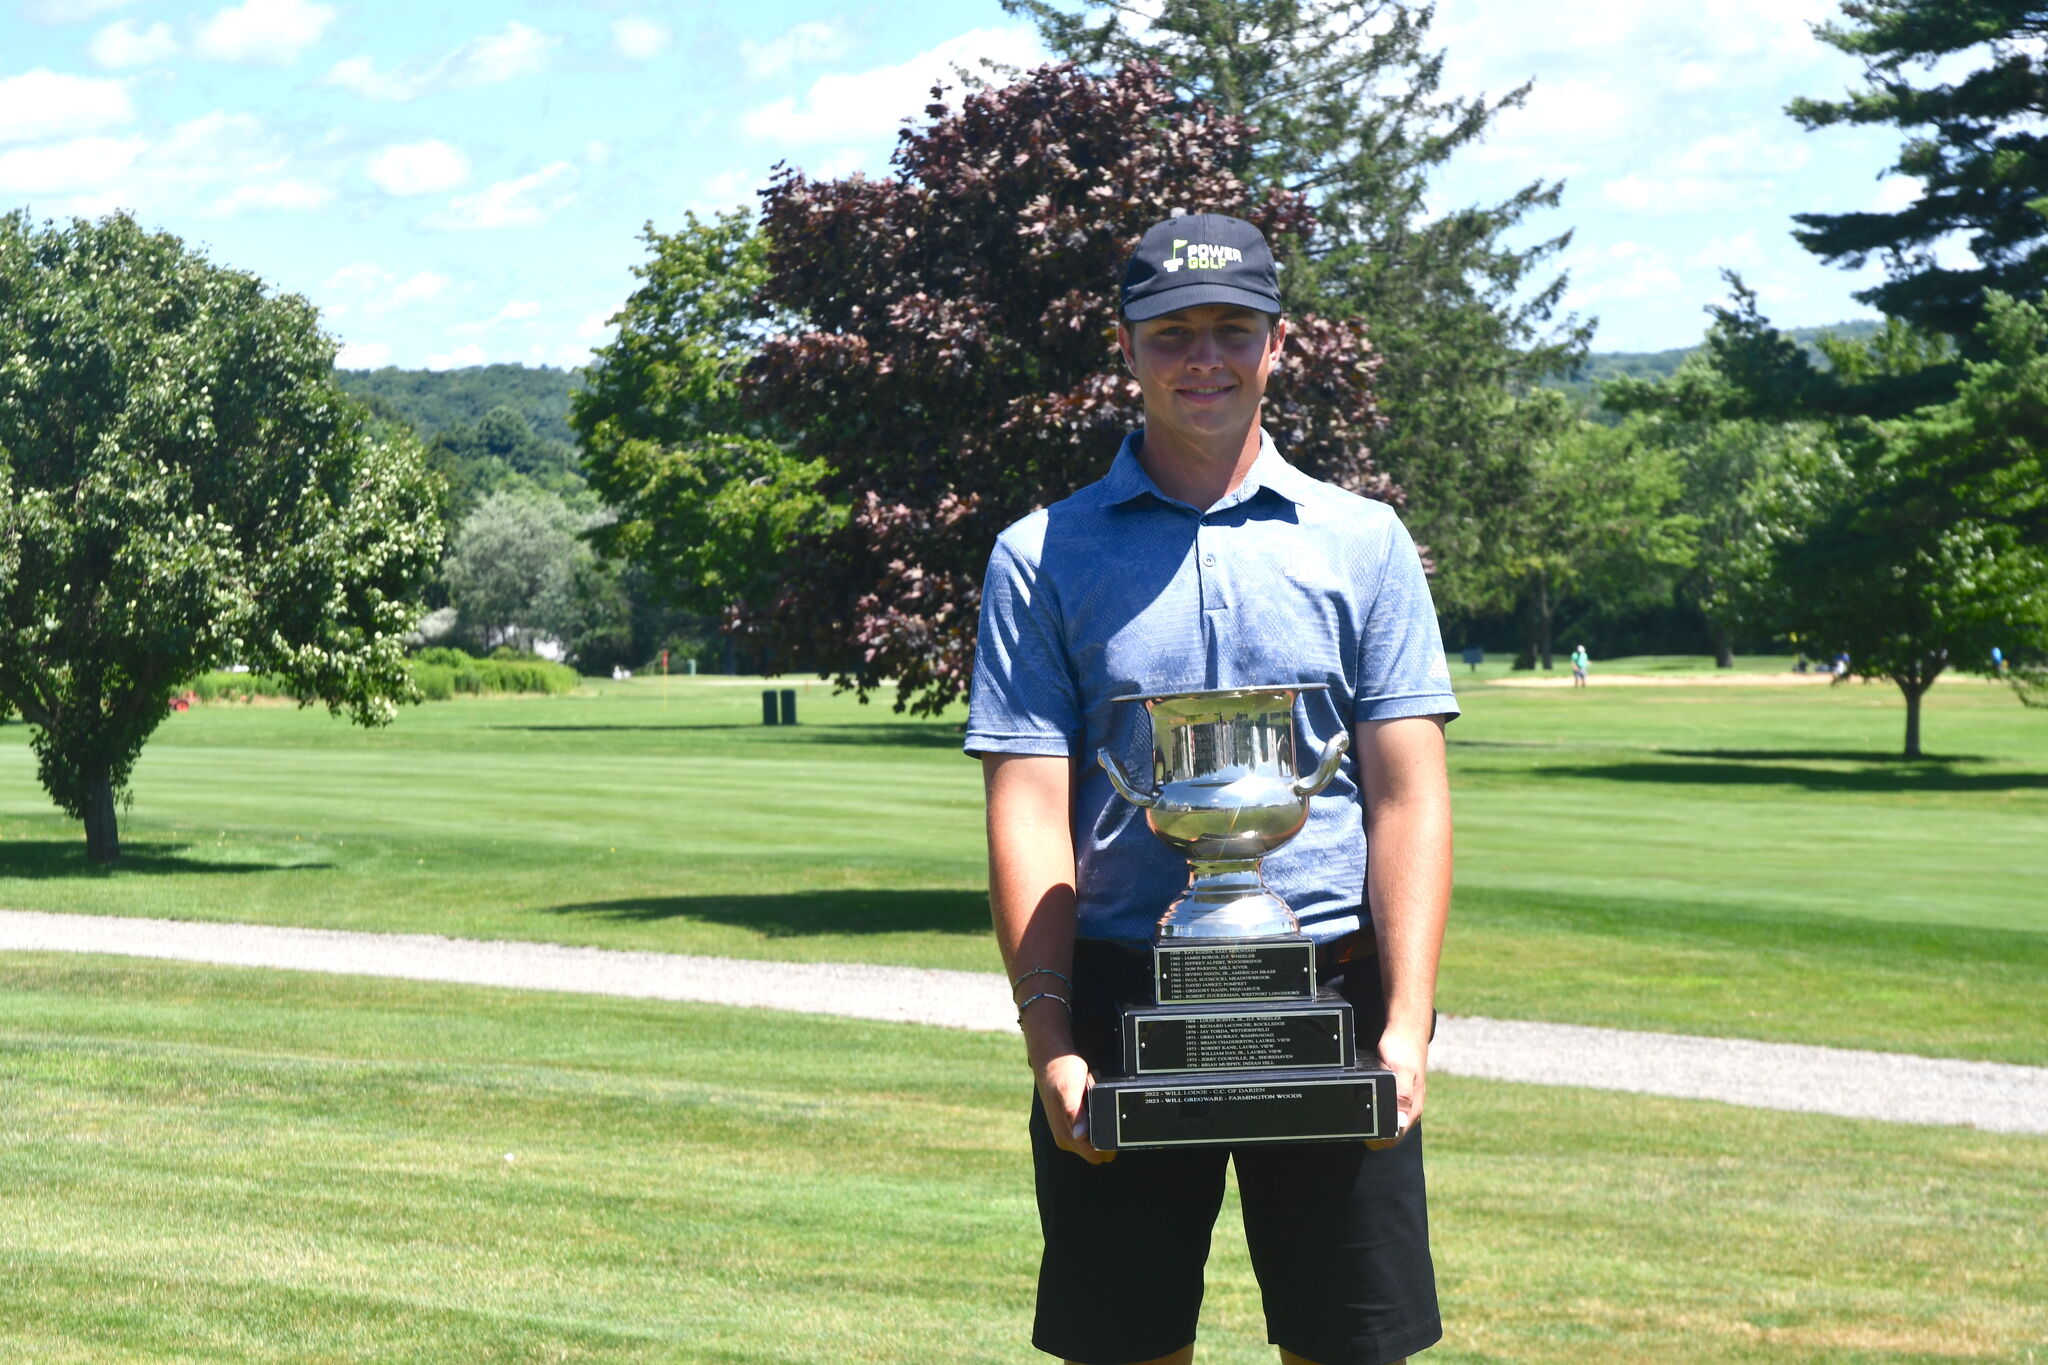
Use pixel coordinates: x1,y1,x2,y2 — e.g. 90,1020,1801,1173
2,665,2046,1063
3,955,2042,1364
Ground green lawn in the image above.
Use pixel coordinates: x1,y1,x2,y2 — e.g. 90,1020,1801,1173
2,669,2045,1061
1,956,2040,1364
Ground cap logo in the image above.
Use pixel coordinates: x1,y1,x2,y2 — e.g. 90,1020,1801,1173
1161,239,1243,274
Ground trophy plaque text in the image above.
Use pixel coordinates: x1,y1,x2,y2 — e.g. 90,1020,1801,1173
1087,685,1397,1150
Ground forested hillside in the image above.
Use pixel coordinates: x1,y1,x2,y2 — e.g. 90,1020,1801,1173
338,364,581,448
1544,319,1883,411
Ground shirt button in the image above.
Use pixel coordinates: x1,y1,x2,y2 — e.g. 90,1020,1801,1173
1202,553,1216,567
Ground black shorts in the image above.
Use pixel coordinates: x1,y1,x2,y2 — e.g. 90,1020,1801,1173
1030,938,1441,1365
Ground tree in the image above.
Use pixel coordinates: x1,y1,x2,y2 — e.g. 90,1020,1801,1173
572,211,834,626
1001,0,1590,613
1718,294,2048,755
443,489,602,653
1790,0,2048,351
0,213,441,862
1476,413,1694,669
740,62,1399,714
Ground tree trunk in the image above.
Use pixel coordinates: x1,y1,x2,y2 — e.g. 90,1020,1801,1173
1534,570,1554,670
83,773,120,865
1900,680,1925,759
1711,627,1734,669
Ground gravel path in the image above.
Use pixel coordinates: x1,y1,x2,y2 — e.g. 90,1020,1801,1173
4,909,2043,1136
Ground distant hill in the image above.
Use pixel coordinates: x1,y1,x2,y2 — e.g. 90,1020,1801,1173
1544,319,1885,411
338,364,583,449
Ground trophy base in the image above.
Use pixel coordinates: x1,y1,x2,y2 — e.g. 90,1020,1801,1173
1157,866,1299,940
1087,1067,1397,1150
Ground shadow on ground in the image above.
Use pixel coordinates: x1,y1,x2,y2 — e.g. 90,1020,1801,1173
491,723,963,749
546,887,988,937
0,840,327,878
1543,755,2048,794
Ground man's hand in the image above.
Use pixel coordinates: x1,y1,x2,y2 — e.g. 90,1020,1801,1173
1365,1021,1429,1149
1035,1051,1114,1164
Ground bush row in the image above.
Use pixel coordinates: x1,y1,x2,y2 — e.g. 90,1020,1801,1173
406,648,580,699
189,651,579,705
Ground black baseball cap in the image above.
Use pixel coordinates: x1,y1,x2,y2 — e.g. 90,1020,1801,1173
1121,213,1281,321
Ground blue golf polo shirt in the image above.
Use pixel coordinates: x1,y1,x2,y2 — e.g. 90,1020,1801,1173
966,429,1459,944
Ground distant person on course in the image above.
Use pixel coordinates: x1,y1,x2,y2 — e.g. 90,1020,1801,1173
967,213,1457,1365
1570,644,1589,688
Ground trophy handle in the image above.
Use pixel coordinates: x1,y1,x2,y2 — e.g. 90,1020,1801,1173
1097,748,1160,808
1292,731,1350,797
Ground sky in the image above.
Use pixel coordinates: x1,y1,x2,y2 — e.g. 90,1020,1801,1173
0,0,1932,368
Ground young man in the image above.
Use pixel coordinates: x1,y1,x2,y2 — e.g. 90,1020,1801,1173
966,213,1457,1365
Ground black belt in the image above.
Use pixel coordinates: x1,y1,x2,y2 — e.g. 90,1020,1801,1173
1318,928,1374,969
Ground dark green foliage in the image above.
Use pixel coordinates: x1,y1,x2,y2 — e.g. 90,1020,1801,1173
741,63,1391,713
1546,321,1884,417
1005,0,1590,613
0,212,442,862
337,363,582,449
572,212,834,625
1789,0,2048,348
426,405,587,519
1706,294,2048,754
406,648,579,698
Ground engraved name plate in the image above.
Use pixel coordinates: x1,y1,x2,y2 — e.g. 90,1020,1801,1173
1128,1006,1351,1075
1154,940,1316,1004
1091,1071,1393,1149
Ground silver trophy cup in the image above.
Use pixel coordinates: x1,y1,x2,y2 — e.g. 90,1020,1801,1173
1098,685,1349,940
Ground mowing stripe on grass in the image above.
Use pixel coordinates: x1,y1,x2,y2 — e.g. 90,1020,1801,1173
7,908,2044,1136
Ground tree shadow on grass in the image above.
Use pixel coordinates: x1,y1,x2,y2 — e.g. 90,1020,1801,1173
492,722,964,749
1541,757,2048,794
1663,747,1995,765
546,888,988,938
0,840,329,879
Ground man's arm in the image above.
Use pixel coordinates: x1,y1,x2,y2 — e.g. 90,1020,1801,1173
1354,714,1453,1140
982,752,1113,1164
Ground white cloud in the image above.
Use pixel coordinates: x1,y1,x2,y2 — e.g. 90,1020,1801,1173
209,179,332,214
576,309,618,338
740,19,854,79
695,167,759,211
323,22,557,102
452,299,543,334
1562,242,1685,309
141,112,288,185
1675,126,1809,176
0,136,145,194
743,26,1043,144
1872,176,1922,213
195,0,337,66
88,19,178,69
335,340,392,368
426,343,489,371
366,140,470,196
429,161,578,230
0,70,134,145
1684,229,1763,270
21,0,136,20
322,263,449,314
612,16,670,61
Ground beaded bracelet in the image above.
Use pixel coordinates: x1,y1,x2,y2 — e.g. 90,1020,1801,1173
1016,991,1072,1028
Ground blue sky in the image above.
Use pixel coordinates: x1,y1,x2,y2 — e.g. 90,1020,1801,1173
2,0,1932,368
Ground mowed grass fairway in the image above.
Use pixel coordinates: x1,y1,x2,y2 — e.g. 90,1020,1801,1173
2,669,2045,1061
3,956,2043,1364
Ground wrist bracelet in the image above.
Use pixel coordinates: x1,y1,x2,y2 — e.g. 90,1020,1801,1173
1016,991,1072,1028
1011,966,1072,993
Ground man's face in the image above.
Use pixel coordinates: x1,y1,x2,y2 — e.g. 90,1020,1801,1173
1117,304,1286,448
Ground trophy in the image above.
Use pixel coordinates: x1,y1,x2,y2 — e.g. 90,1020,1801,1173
1086,685,1398,1149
